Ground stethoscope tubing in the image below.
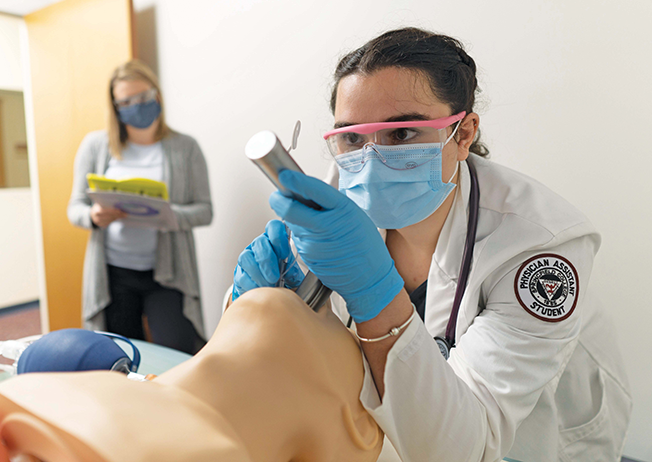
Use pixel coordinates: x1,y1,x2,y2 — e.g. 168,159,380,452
444,157,480,348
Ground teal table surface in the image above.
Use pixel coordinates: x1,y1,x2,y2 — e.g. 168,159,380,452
121,339,192,376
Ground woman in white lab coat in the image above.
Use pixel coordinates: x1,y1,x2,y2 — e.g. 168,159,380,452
232,28,631,461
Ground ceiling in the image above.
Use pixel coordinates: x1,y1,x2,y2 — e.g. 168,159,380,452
0,0,64,16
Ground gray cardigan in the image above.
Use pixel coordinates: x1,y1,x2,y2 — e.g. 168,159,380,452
67,130,213,338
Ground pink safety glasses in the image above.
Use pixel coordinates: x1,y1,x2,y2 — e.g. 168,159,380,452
324,112,466,154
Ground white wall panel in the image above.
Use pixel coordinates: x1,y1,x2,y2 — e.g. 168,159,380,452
0,14,38,310
0,14,23,91
0,189,39,308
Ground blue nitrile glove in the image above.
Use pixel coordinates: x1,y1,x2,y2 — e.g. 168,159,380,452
269,170,404,323
232,219,304,301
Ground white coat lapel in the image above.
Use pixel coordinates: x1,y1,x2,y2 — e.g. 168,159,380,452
425,161,472,339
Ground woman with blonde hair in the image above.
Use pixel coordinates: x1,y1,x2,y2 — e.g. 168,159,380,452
68,60,212,354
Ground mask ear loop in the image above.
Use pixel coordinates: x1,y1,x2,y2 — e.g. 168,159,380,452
444,120,462,146
444,120,462,184
445,161,460,184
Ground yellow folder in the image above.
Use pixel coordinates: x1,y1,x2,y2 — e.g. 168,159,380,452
86,174,169,200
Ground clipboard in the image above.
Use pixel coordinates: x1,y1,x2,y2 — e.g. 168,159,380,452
86,174,178,231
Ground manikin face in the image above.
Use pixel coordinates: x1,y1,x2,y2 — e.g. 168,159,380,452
333,67,471,187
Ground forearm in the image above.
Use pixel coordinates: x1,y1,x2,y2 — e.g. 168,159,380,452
171,202,213,230
67,200,93,229
68,132,101,230
356,289,413,398
172,141,213,231
360,320,489,462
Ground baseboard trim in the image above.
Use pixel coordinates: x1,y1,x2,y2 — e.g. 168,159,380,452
0,300,40,316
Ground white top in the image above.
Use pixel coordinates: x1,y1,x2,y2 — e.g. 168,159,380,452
104,142,164,271
326,156,631,462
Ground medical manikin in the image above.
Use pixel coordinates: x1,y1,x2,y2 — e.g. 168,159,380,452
0,288,383,462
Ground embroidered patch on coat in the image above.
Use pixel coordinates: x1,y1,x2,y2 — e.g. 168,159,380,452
514,254,579,322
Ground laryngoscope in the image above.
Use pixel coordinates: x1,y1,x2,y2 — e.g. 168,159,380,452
245,130,332,311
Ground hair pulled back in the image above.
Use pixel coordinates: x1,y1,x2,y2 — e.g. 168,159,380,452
330,27,489,157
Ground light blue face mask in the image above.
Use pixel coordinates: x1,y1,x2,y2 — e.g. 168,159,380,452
338,141,459,230
118,100,161,129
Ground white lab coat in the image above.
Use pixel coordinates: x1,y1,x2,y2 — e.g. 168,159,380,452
326,155,632,462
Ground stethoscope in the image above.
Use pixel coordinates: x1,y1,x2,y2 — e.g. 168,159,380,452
434,157,479,359
345,158,480,360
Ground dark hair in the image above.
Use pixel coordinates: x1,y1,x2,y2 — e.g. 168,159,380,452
330,27,489,157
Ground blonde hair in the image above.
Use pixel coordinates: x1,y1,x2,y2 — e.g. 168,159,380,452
108,60,170,158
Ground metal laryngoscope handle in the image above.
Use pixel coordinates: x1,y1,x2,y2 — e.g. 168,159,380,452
245,130,333,311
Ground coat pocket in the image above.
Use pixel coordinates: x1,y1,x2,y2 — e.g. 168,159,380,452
558,367,630,462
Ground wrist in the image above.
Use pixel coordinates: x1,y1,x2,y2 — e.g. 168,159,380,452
346,264,404,323
355,302,416,343
355,289,412,337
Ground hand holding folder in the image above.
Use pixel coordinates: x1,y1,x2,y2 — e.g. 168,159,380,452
86,174,179,231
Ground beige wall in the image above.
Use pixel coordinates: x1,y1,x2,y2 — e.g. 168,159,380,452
0,89,29,188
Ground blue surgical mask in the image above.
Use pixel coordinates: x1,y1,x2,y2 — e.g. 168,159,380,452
118,100,161,129
338,142,458,229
